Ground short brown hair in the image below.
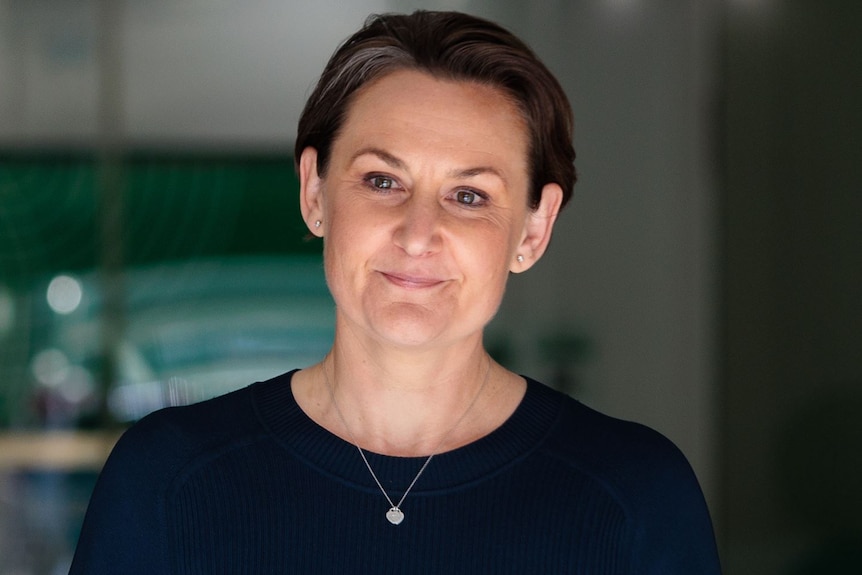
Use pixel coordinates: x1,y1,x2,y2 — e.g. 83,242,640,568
295,10,576,210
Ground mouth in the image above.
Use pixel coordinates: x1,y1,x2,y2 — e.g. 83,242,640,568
380,271,446,289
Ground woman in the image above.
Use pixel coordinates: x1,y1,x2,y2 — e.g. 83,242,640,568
70,11,721,574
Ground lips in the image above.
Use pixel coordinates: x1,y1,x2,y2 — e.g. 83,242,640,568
380,271,446,289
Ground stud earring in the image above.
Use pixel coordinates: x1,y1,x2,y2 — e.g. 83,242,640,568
314,220,321,228
516,255,524,263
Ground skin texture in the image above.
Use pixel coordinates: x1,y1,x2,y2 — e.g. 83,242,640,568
295,69,562,455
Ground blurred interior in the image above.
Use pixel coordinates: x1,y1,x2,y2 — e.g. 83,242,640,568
1,1,860,573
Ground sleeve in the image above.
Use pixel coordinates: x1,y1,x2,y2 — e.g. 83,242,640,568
68,413,178,575
626,429,723,575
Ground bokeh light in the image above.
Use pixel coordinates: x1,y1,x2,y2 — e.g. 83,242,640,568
46,274,83,315
31,348,71,387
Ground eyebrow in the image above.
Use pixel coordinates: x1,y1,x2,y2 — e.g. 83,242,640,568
350,147,406,170
450,166,508,184
351,147,509,185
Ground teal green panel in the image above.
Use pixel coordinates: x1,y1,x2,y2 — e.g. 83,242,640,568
0,154,319,288
0,156,99,288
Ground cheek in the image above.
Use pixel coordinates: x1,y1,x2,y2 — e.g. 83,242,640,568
454,233,515,294
321,216,376,290
321,220,353,289
323,232,355,283
468,217,524,264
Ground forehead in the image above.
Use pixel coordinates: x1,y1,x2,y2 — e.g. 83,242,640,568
332,69,530,172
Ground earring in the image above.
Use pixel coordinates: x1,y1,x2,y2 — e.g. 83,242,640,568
516,255,524,263
314,220,321,228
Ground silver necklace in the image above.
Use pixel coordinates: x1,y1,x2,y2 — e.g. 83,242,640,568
323,358,492,525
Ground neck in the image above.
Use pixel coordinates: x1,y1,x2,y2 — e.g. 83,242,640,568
292,319,526,456
322,348,492,456
321,337,493,456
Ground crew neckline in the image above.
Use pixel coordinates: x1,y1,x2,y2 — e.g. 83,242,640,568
252,370,564,494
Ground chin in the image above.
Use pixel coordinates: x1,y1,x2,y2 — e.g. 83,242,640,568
365,303,493,351
367,308,451,347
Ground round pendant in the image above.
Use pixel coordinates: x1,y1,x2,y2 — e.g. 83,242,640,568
386,507,405,525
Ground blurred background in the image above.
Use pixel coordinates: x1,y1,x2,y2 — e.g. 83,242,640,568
0,0,859,573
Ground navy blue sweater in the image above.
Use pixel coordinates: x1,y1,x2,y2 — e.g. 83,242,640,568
70,371,721,574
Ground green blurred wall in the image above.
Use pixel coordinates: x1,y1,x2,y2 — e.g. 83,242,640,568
1,154,313,289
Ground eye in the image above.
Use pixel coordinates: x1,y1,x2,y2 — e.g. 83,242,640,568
367,175,397,190
454,189,486,206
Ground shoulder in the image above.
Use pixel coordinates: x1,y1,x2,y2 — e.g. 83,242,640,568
527,379,721,573
71,374,291,573
97,383,256,491
531,382,696,493
527,380,689,483
104,370,298,482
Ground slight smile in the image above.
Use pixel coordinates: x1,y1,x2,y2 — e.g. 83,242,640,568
380,272,447,289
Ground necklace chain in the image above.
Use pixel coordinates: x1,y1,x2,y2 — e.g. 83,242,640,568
323,356,492,525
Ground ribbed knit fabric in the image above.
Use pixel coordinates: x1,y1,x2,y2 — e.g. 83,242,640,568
69,371,721,574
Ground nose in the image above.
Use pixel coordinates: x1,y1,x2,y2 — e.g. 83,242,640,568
393,195,443,257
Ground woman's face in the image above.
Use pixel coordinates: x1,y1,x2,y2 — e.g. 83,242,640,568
300,69,561,351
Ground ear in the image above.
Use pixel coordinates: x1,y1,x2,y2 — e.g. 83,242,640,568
510,183,563,273
299,147,325,237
